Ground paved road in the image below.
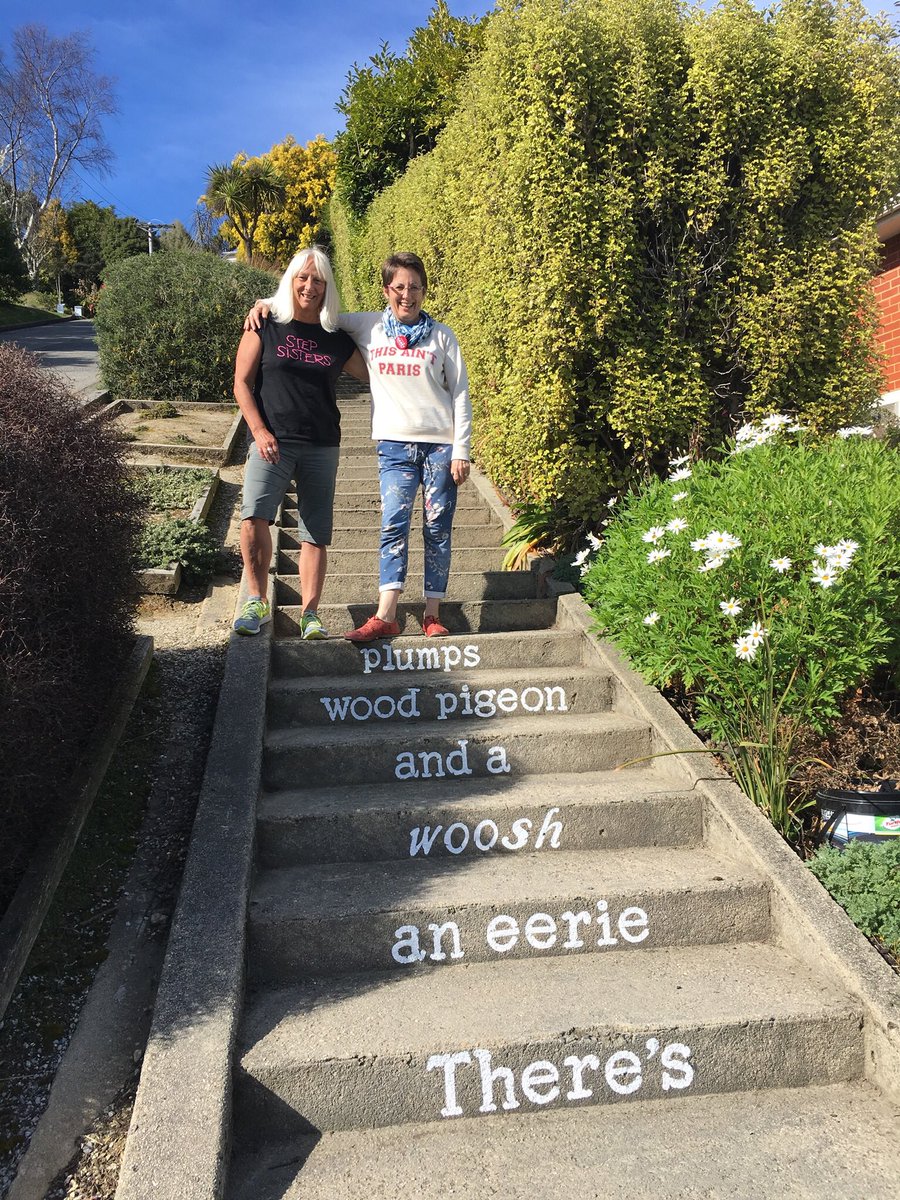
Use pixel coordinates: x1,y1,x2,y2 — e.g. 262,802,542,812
0,319,102,396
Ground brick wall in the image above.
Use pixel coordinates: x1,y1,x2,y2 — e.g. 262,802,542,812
873,232,900,393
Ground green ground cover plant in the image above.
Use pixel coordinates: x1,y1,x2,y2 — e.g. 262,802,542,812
808,840,900,959
580,424,900,840
132,466,215,514
136,518,218,584
95,251,276,402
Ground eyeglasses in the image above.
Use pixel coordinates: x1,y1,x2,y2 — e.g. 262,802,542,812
388,284,424,295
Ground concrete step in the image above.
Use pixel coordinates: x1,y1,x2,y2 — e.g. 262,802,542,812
278,545,508,574
262,711,652,788
257,768,702,867
234,942,863,1136
266,666,613,729
275,569,537,606
247,846,769,984
275,599,558,638
270,629,585,679
283,490,490,510
278,520,503,548
227,1081,900,1200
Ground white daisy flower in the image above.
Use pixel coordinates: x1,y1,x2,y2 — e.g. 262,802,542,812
761,414,792,429
647,548,672,563
744,621,768,647
705,530,741,552
690,537,709,552
719,597,743,617
607,496,618,507
835,539,859,554
735,423,758,442
668,467,692,482
812,562,838,588
770,557,792,573
572,547,591,567
669,453,690,467
672,491,688,503
643,611,660,626
579,562,591,577
642,526,666,544
698,554,726,572
734,636,758,662
665,517,688,533
814,543,832,559
586,532,602,551
829,550,854,571
787,423,804,433
836,426,873,438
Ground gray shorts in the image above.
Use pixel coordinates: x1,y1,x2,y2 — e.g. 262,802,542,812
241,440,340,545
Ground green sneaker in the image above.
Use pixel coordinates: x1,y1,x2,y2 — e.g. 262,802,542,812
233,596,271,636
300,610,328,640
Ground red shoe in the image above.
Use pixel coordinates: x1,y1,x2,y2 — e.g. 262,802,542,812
422,614,449,637
344,615,401,642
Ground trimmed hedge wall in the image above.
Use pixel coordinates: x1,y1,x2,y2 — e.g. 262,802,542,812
330,0,900,521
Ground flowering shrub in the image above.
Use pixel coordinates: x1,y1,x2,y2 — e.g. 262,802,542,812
581,424,900,839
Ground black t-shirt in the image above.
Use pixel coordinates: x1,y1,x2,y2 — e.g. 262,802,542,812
253,317,355,443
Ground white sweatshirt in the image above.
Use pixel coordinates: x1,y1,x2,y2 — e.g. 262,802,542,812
338,312,472,461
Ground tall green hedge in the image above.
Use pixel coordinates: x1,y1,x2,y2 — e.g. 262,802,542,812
95,251,277,402
331,0,900,521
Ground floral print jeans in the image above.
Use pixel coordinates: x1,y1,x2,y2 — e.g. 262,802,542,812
377,441,457,598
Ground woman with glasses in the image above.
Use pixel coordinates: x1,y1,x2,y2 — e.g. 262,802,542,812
247,250,471,641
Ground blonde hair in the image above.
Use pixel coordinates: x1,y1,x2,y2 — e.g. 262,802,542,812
269,246,341,331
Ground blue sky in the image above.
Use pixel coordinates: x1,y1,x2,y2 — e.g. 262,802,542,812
2,0,895,233
1,1,491,230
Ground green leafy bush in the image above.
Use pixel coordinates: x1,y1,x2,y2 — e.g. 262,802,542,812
132,466,215,514
581,426,900,840
137,518,219,583
95,251,276,402
332,0,900,522
808,840,900,959
1,344,142,909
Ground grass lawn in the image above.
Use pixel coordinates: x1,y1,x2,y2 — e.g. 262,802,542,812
0,297,67,330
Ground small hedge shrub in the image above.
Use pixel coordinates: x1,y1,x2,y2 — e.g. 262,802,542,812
132,466,215,513
808,840,900,960
95,251,277,403
0,344,143,911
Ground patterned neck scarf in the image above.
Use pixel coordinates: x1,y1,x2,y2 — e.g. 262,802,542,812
382,305,434,349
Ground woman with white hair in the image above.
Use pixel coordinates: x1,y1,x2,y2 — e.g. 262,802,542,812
232,247,367,638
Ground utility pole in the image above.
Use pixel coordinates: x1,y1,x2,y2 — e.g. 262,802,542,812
137,221,174,254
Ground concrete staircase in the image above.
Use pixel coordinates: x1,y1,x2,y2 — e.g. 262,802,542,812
225,392,900,1198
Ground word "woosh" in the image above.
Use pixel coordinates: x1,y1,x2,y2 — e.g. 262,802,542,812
228,396,868,1193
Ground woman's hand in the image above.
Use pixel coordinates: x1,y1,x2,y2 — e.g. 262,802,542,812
243,301,271,333
254,429,280,465
451,458,470,485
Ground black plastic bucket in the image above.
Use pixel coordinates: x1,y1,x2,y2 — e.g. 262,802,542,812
817,784,900,847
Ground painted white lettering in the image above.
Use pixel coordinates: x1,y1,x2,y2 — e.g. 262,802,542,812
394,649,415,670
395,752,417,780
524,912,557,950
485,914,519,953
495,687,519,713
605,1051,643,1095
595,899,619,947
395,688,421,719
473,819,499,851
459,683,473,716
473,1048,520,1113
618,906,650,943
561,910,591,949
392,924,426,964
661,1043,694,1091
446,740,472,776
436,691,458,721
443,822,470,855
442,646,462,669
320,695,352,721
501,817,532,850
428,921,464,962
463,645,481,667
534,807,563,849
419,750,445,779
416,646,441,670
350,695,374,720
409,825,442,857
564,1053,600,1100
521,1061,560,1105
473,689,497,718
486,745,511,774
361,648,381,675
520,686,544,713
427,1051,472,1118
544,685,568,712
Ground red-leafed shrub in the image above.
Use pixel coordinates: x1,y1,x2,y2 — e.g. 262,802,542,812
0,343,143,912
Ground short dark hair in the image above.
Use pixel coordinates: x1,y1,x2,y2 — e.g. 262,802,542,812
381,251,427,291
